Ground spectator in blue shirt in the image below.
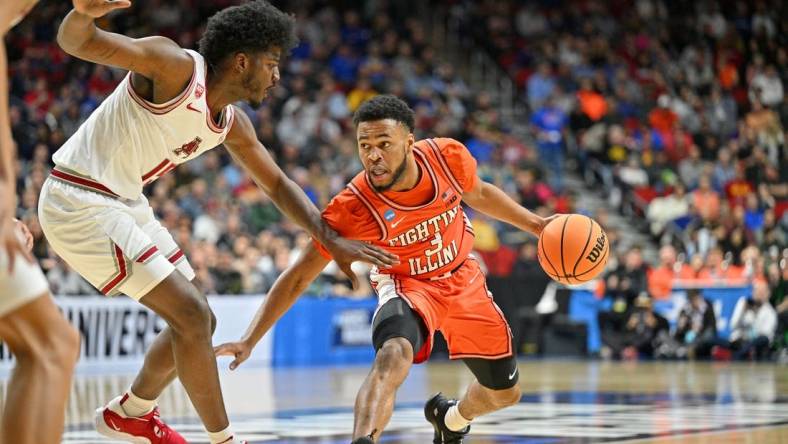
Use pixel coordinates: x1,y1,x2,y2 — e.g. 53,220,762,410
527,62,555,109
531,95,568,192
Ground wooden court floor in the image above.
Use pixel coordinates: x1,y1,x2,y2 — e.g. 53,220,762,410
4,359,788,443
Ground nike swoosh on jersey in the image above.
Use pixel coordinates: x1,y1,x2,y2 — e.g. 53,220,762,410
391,217,407,228
186,102,200,113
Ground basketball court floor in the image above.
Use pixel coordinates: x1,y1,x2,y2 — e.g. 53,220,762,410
5,360,787,443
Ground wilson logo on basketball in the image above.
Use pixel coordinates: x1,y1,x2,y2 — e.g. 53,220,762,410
174,136,203,158
585,233,607,263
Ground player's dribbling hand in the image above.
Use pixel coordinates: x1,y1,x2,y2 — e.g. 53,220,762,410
72,0,132,18
534,214,562,236
325,238,399,290
214,341,252,371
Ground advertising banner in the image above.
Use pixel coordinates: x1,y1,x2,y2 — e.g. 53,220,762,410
0,295,272,372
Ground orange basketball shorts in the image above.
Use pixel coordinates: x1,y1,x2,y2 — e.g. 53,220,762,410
371,257,513,363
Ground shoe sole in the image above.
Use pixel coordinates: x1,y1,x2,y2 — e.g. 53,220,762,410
94,407,153,444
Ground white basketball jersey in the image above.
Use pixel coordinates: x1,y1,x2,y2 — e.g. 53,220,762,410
52,49,235,200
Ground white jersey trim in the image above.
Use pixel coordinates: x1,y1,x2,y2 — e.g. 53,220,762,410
125,54,197,115
207,103,234,134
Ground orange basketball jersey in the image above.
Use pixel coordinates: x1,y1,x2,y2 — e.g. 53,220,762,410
321,138,477,280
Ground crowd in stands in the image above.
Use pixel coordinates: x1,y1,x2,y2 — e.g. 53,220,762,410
6,0,786,359
458,0,786,359
10,0,521,297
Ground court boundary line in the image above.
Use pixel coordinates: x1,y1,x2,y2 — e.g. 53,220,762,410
612,422,788,443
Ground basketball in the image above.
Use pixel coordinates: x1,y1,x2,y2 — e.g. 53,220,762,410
538,214,609,285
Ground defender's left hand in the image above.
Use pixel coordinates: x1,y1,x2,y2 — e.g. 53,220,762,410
325,238,399,290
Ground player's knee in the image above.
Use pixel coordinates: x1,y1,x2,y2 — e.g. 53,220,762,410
56,323,81,366
170,292,213,336
490,385,521,408
22,320,80,371
373,338,413,375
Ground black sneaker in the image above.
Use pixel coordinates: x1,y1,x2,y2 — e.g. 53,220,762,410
350,437,375,444
424,392,470,444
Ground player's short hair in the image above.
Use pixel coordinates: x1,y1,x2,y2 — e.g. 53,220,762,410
353,95,415,132
199,0,297,70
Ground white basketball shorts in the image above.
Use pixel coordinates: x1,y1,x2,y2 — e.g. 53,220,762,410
38,167,195,300
0,246,50,317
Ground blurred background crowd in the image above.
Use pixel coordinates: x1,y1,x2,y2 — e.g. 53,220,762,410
6,0,786,360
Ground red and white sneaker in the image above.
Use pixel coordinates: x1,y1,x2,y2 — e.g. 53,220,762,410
95,395,187,443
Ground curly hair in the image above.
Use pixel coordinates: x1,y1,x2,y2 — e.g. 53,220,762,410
198,1,297,69
353,95,415,131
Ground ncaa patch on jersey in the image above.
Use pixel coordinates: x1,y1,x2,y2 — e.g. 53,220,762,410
384,209,396,221
441,189,457,206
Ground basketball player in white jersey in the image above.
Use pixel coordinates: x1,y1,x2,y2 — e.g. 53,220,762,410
0,2,81,443
38,1,398,443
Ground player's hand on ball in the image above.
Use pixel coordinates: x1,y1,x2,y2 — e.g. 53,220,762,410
73,0,131,18
214,341,252,371
534,214,562,236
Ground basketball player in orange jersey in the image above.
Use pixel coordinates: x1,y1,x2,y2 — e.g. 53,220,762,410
217,95,558,444
0,2,80,443
38,1,397,443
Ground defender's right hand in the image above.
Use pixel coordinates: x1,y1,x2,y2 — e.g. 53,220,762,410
73,0,131,18
214,341,252,371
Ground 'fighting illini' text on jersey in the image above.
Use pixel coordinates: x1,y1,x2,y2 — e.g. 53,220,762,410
318,138,477,280
52,49,234,200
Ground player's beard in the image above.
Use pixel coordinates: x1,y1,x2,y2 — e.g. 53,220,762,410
243,73,264,108
368,155,408,193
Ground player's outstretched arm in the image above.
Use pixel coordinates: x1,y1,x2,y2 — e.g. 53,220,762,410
57,1,191,84
224,110,398,286
463,179,557,236
214,243,330,369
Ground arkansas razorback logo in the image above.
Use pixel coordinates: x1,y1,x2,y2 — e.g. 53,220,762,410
174,136,203,158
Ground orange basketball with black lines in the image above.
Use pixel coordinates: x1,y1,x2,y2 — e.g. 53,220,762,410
537,214,609,285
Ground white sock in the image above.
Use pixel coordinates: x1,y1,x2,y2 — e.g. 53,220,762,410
208,425,238,444
119,389,156,417
444,403,471,432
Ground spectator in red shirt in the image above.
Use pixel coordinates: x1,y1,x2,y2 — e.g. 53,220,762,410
23,78,53,120
648,95,678,133
724,167,754,208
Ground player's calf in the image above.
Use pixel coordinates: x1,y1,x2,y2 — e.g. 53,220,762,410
352,337,415,440
486,384,521,409
0,295,80,444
